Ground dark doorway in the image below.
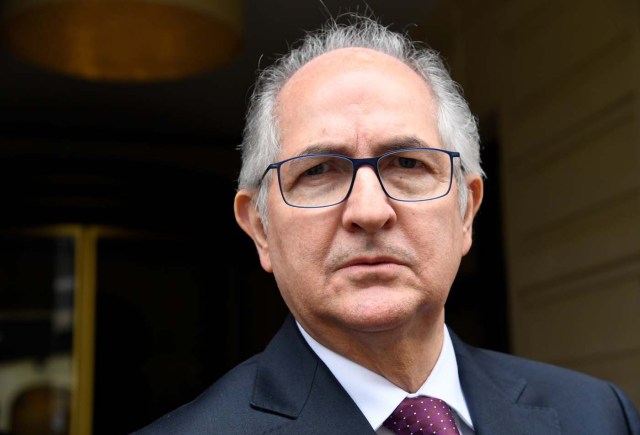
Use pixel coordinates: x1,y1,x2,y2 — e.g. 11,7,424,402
446,119,510,353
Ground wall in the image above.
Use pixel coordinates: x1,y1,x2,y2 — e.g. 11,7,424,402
422,0,640,406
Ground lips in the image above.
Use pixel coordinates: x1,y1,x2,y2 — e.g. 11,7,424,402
328,245,416,273
339,256,403,269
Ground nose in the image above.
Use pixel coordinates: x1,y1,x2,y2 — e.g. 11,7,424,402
341,165,397,233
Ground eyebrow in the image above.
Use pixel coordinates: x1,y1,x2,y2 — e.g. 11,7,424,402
296,135,432,157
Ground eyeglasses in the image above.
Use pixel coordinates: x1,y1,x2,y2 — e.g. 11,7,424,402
261,147,460,208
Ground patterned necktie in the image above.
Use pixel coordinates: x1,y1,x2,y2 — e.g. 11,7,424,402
383,396,460,435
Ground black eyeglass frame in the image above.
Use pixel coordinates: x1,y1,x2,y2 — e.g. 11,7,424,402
261,147,461,209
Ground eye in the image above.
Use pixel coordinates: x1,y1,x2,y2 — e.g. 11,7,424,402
303,163,328,176
397,157,420,169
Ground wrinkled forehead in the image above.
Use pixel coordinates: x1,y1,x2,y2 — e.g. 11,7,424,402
275,47,440,157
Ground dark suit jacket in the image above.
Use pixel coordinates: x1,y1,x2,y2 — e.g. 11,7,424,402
133,314,640,434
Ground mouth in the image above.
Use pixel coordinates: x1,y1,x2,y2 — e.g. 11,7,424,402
338,256,403,270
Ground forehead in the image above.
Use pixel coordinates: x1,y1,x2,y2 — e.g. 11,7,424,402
276,47,439,156
283,47,428,91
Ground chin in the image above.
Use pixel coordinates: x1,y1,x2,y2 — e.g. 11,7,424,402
342,301,417,333
336,290,445,333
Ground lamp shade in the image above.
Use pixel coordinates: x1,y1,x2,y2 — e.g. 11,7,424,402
0,0,244,81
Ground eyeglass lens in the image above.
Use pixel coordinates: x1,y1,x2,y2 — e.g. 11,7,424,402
278,149,453,207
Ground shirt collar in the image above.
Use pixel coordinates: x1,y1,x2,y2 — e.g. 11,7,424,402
296,322,474,431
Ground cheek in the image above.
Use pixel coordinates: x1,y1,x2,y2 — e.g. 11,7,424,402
267,211,337,317
267,209,335,279
409,207,464,274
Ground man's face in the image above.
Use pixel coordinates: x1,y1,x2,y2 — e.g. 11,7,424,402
235,48,482,344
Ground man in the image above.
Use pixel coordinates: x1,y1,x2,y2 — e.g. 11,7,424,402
134,13,640,434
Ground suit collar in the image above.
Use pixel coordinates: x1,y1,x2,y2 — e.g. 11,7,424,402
250,314,375,434
251,316,562,434
450,331,561,435
250,314,318,417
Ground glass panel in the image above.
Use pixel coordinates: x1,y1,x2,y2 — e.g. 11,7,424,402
0,235,74,435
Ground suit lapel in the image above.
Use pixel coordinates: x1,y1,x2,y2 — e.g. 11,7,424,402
251,314,375,434
250,317,563,434
451,332,561,435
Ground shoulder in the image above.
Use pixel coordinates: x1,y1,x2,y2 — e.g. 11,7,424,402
464,343,600,386
455,338,640,432
464,343,625,397
451,330,615,393
131,354,277,434
131,315,326,435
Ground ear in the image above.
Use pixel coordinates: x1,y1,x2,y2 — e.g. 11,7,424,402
461,174,484,256
234,189,273,272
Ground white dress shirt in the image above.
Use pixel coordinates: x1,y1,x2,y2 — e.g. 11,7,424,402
297,322,475,434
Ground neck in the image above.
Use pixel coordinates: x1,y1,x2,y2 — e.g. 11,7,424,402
302,310,445,393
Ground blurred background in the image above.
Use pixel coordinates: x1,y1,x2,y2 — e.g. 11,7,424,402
0,0,638,433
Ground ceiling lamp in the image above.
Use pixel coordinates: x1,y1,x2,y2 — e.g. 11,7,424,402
0,0,244,82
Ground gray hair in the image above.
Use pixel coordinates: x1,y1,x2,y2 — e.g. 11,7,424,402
237,13,485,227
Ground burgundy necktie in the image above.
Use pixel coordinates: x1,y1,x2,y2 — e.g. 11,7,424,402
383,396,460,435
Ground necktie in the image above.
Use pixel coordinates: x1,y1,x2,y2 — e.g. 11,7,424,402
383,396,460,435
